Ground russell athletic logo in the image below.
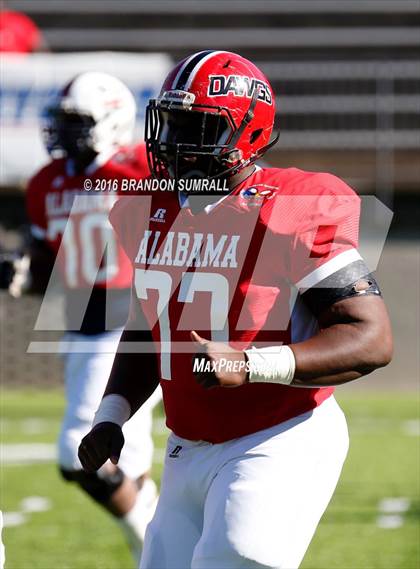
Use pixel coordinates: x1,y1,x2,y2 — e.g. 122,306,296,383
150,208,166,223
169,445,183,458
208,75,272,105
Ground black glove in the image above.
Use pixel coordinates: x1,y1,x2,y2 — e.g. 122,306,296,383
78,422,125,473
0,253,18,290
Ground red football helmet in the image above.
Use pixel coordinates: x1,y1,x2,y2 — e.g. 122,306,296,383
145,50,277,180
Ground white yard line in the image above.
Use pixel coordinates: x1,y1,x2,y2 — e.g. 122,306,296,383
378,497,411,513
376,514,405,529
1,417,169,436
20,419,50,435
2,512,27,528
1,415,416,469
402,419,420,436
376,497,410,529
20,497,52,514
1,497,52,532
1,444,56,464
1,444,166,466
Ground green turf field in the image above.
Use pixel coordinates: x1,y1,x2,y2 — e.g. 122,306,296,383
1,390,419,569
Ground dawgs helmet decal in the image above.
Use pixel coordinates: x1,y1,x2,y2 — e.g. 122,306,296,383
208,75,273,105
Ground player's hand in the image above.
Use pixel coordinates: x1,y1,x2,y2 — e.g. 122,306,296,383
0,253,31,297
9,254,31,298
78,422,125,473
0,254,15,290
191,331,248,389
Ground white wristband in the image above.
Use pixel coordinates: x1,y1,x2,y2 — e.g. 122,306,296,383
245,345,296,385
92,394,131,428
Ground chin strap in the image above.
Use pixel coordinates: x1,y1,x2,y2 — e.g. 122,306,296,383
220,85,279,178
228,88,259,151
253,129,280,160
215,129,279,181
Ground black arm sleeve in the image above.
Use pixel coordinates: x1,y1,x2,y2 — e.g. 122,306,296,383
28,237,55,294
301,260,382,318
103,288,160,416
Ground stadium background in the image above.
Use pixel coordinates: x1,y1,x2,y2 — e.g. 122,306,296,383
0,1,419,568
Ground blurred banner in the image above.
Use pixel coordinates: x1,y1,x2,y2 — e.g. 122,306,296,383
0,52,172,186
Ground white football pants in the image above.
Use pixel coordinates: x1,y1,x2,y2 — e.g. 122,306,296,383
140,395,348,569
58,329,161,479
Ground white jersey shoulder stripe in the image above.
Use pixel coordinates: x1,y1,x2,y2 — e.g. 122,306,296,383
295,248,362,291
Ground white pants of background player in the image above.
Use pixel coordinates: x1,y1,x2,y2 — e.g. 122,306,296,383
141,395,348,569
58,329,161,479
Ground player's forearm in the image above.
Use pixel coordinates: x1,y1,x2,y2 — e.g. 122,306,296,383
103,328,160,416
27,240,54,294
290,320,392,387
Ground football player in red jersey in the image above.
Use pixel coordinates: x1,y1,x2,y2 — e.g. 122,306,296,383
24,72,161,563
79,52,393,568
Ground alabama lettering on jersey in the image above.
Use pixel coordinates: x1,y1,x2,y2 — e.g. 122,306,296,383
110,167,361,443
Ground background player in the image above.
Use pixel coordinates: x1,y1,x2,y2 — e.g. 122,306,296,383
21,72,159,563
79,52,393,568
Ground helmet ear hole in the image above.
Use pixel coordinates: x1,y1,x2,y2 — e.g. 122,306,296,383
250,128,263,144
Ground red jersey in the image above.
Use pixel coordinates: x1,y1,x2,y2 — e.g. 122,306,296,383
26,144,149,290
110,167,361,442
26,144,150,334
